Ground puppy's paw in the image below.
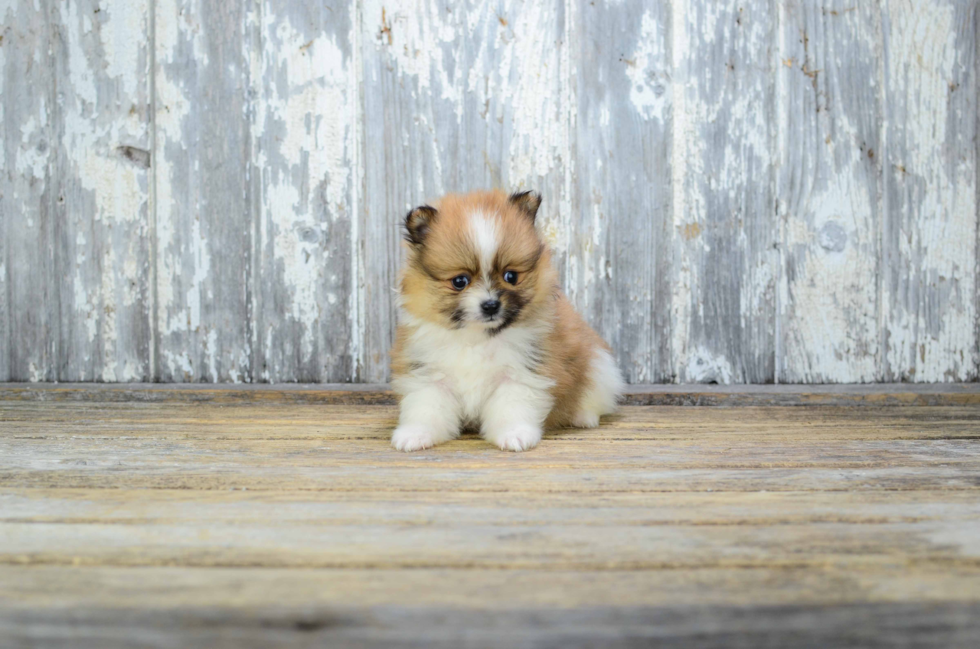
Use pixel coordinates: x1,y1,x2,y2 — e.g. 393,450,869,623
571,410,600,429
493,425,542,452
391,425,438,452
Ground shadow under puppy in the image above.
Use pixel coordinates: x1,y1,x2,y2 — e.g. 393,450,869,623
391,189,624,452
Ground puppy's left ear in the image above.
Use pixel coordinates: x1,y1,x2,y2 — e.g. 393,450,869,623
403,205,438,245
509,190,541,224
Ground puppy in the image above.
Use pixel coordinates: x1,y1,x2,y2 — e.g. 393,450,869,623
390,189,624,452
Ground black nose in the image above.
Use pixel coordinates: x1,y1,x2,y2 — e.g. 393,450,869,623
481,299,501,317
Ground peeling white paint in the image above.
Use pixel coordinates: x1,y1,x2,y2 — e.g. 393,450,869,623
685,347,734,384
778,13,880,386
369,0,456,97
883,0,977,381
670,0,694,380
0,45,5,173
259,15,349,362
626,10,669,123
184,214,211,333
251,6,354,379
16,113,47,179
53,1,151,382
152,66,190,340
4,0,978,384
154,0,197,380
100,1,145,100
670,0,775,382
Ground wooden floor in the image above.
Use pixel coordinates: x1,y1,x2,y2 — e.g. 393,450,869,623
2,384,979,648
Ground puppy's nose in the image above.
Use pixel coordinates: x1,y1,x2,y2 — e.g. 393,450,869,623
481,299,501,317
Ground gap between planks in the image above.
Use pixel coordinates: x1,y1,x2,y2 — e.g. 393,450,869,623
1,382,979,406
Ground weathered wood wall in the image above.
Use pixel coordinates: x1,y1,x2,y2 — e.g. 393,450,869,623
1,0,977,384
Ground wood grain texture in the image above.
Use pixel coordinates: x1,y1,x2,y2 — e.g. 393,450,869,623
671,0,777,383
358,0,452,382
881,0,978,382
2,1,980,385
153,0,252,382
1,0,56,381
358,0,567,382
54,0,153,382
777,1,881,383
3,381,980,406
250,0,356,382
1,395,979,646
1,574,978,648
571,0,672,383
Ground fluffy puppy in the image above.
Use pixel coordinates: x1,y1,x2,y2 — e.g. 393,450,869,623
390,189,623,452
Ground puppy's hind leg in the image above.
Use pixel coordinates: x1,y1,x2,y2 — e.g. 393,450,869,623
571,349,624,429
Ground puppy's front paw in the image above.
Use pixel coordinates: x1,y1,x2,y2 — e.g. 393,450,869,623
391,425,438,452
493,425,542,452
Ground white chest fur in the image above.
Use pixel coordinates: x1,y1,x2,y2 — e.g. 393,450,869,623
394,314,555,422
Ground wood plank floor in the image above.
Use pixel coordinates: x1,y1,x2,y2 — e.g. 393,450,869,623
1,385,979,648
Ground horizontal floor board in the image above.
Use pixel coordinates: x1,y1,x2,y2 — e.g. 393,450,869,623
2,515,978,570
3,566,980,610
3,382,980,406
2,391,978,645
3,602,980,649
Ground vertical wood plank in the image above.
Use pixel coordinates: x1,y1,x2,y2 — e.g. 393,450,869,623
0,0,57,381
571,0,673,383
776,1,881,383
881,0,978,382
154,0,252,382
53,0,152,381
672,0,777,383
0,0,6,381
453,0,568,277
358,0,454,382
250,0,356,382
358,0,567,382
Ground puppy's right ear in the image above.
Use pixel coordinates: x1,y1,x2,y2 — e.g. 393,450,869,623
403,205,438,245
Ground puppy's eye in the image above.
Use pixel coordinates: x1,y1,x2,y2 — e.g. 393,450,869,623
451,275,470,290
503,270,518,285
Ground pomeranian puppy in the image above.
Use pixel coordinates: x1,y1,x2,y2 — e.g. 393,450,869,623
390,189,624,452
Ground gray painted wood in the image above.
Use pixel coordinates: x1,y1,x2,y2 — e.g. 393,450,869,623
250,0,356,382
776,1,881,382
154,0,252,382
453,0,567,289
53,1,153,382
358,0,567,382
358,0,445,383
881,0,978,382
1,0,979,384
3,381,979,408
672,0,777,383
571,0,673,383
3,602,979,649
1,0,57,382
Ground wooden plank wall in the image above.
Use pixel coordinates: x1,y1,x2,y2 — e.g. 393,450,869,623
1,0,977,384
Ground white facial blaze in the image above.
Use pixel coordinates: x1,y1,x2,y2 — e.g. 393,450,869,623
469,211,499,280
467,211,501,325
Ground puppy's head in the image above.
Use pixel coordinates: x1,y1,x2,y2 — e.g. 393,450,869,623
399,190,554,334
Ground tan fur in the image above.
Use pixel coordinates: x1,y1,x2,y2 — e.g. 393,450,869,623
540,295,611,428
399,191,548,330
392,190,614,430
